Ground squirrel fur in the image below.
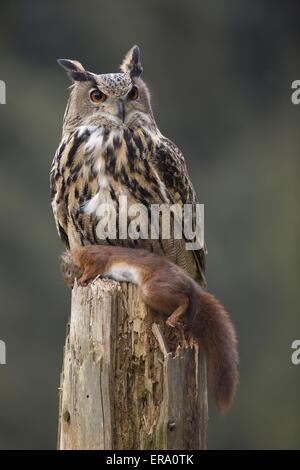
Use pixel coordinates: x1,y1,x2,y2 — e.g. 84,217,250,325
62,245,238,412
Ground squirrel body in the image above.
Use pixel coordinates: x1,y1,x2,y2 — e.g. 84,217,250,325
71,245,238,412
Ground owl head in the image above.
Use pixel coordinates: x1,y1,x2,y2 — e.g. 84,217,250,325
58,46,154,132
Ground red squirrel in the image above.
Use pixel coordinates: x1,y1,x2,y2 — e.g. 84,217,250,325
69,245,238,412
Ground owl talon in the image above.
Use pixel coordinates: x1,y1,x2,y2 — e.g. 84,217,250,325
166,318,177,328
77,274,90,286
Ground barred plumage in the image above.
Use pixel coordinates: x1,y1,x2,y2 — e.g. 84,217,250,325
50,46,206,285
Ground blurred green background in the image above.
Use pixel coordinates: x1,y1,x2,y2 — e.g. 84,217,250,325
0,0,299,449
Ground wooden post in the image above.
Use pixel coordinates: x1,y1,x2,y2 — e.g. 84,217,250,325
57,279,208,450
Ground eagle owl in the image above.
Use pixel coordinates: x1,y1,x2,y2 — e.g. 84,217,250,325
50,46,206,286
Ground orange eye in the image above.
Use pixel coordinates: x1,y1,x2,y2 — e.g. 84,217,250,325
90,88,107,104
128,85,139,100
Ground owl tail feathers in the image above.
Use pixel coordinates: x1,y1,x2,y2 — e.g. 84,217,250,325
188,284,239,412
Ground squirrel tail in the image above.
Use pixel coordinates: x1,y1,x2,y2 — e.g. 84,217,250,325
188,282,238,412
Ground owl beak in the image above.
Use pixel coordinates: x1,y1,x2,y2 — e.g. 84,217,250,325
117,100,125,122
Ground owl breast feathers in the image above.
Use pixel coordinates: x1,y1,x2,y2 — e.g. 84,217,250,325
50,46,206,286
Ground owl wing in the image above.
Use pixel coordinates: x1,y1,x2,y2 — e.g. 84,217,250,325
150,136,207,286
50,138,71,249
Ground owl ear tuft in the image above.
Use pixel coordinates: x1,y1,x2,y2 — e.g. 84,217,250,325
120,45,143,78
57,59,89,82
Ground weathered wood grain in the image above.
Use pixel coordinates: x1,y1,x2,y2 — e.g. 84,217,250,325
58,279,208,450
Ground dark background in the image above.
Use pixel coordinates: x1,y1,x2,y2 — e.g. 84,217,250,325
0,0,299,449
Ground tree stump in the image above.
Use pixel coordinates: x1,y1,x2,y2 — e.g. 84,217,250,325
57,279,208,450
